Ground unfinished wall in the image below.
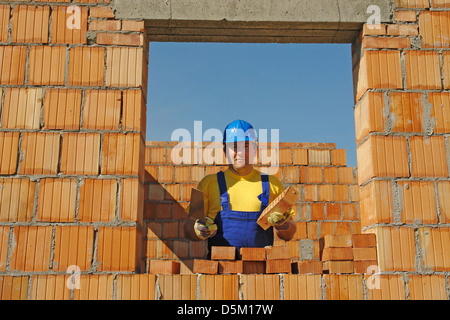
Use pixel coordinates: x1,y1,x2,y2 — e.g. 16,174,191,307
353,0,450,282
0,0,449,300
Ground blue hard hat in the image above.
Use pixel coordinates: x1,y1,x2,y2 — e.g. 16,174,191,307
223,120,258,143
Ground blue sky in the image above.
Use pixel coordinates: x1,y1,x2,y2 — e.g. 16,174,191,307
146,42,357,168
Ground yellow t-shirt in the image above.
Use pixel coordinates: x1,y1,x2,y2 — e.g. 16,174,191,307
186,167,295,221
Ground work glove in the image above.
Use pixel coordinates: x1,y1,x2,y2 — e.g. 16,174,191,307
267,211,290,228
194,217,218,240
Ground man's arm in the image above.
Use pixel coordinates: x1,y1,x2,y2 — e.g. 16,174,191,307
274,218,296,241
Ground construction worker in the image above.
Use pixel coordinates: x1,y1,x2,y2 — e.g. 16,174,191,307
184,120,297,258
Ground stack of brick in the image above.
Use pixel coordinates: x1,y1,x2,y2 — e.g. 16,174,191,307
192,246,293,275
319,234,378,274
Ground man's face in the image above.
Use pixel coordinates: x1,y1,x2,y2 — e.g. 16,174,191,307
224,141,258,169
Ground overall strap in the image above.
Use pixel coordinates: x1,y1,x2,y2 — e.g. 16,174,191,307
260,174,270,212
217,171,231,211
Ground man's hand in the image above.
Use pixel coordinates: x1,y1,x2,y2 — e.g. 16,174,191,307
194,217,218,240
267,211,290,227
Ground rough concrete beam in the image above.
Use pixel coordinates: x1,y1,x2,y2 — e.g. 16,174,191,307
113,0,393,43
114,0,393,23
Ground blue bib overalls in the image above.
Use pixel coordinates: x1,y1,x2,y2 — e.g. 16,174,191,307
207,171,274,259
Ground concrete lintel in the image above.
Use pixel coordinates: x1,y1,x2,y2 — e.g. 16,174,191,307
114,0,393,24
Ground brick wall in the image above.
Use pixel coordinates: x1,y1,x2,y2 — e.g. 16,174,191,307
0,0,449,300
353,0,450,282
0,0,148,286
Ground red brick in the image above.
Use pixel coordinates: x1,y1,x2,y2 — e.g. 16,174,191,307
307,166,323,183
283,274,322,300
0,178,35,222
0,4,9,43
394,10,417,22
73,274,114,300
322,261,354,274
2,87,43,129
354,261,379,274
97,32,144,46
193,259,218,274
123,89,146,132
82,89,121,130
405,51,441,89
211,246,236,260
53,226,94,271
388,92,424,133
89,19,121,31
19,132,60,175
11,5,50,43
0,132,20,175
89,6,114,18
240,247,266,261
308,150,330,165
334,185,349,202
359,180,394,227
417,227,450,272
101,133,142,175
120,178,144,225
218,260,243,274
0,46,27,85
326,203,341,220
148,260,180,274
357,135,409,184
366,274,405,300
122,20,145,32
321,247,353,261
428,92,450,133
116,274,156,300
353,248,377,261
68,46,105,86
0,227,9,271
321,234,353,248
37,178,77,222
324,274,363,300
437,181,450,223
409,136,448,177
60,133,101,175
387,24,418,36
96,226,141,272
323,167,338,183
354,92,385,143
43,88,82,130
242,261,265,274
78,179,117,222
296,260,323,274
408,275,447,300
361,37,410,50
265,246,290,260
293,148,308,165
420,11,450,48
105,47,145,88
373,227,415,272
266,260,291,274
354,50,402,102
10,226,52,271
29,275,71,300
241,274,280,299
28,46,66,85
